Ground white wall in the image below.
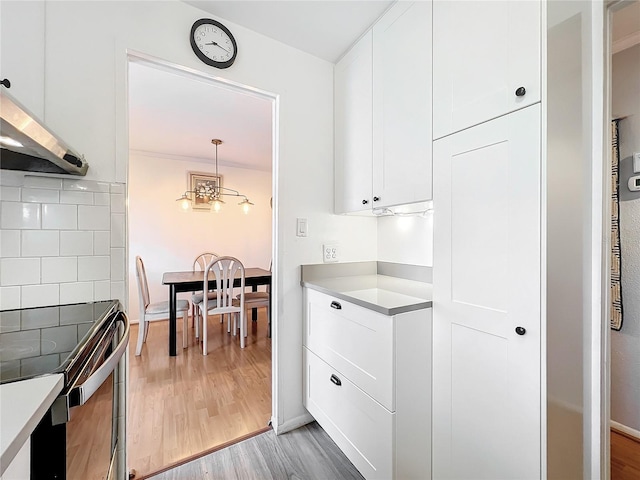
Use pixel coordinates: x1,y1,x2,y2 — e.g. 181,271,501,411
128,152,272,322
377,214,433,266
611,43,640,434
0,0,378,430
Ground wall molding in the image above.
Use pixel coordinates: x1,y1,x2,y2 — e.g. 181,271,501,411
612,31,640,54
611,420,640,440
129,149,271,172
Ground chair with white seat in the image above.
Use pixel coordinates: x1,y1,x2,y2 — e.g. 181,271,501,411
190,252,219,338
134,256,190,356
196,256,246,354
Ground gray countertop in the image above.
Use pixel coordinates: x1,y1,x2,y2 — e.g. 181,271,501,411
301,262,432,316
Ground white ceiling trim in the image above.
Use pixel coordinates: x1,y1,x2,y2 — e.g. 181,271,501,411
129,149,271,172
612,30,640,54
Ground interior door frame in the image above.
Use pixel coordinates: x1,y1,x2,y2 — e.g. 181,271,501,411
121,48,280,445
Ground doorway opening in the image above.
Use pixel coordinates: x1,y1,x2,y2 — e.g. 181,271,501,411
124,53,278,478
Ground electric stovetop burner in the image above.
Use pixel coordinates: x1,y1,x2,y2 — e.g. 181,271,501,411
0,300,118,384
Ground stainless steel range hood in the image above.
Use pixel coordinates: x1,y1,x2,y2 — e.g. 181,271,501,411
0,88,88,176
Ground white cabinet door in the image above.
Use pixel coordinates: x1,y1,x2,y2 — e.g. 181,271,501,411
432,105,541,479
372,1,432,209
432,1,541,139
335,31,373,214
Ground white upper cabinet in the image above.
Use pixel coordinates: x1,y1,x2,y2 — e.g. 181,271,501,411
372,1,432,209
334,31,373,214
432,0,541,139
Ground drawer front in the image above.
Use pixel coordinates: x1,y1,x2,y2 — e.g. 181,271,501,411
304,288,394,410
304,348,394,480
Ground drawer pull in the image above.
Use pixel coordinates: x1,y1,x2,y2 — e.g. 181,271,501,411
330,374,342,386
330,301,342,310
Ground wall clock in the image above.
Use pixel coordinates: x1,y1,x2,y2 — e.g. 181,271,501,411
190,18,237,69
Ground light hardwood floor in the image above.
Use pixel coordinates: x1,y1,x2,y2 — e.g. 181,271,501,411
611,429,640,480
147,422,365,480
128,311,272,478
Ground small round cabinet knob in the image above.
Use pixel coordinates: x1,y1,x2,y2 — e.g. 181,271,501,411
373,196,380,202
0,79,11,89
362,199,369,205
515,86,526,97
515,326,526,336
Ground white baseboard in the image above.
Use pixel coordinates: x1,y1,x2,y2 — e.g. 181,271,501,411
271,413,314,435
611,420,640,440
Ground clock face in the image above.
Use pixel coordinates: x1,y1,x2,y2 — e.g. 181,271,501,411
190,19,237,69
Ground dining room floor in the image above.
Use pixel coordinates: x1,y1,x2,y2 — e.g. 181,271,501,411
128,310,272,478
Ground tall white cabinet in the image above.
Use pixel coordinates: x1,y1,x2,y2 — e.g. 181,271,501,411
431,1,543,479
334,1,432,214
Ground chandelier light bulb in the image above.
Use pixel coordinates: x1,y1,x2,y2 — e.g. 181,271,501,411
213,199,223,213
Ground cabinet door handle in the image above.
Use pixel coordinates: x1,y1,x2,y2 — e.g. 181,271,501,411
373,196,380,202
1,79,10,88
330,374,342,386
515,326,526,336
362,199,369,205
515,86,526,97
330,301,342,310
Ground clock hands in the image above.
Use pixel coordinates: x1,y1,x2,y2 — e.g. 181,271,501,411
204,41,231,54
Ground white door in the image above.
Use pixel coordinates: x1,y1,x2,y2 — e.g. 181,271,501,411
372,0,432,209
432,0,540,139
432,104,541,479
334,31,373,214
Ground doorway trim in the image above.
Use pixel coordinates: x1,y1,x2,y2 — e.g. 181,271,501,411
121,48,281,446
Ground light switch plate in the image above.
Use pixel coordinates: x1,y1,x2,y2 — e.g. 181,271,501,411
323,244,339,263
633,152,640,173
296,218,307,237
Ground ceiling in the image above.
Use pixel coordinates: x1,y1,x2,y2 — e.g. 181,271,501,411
130,1,391,170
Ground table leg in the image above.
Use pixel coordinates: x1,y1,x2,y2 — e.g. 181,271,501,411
169,284,177,356
252,284,258,321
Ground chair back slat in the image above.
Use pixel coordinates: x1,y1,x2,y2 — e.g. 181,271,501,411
203,256,245,312
193,252,219,272
135,256,150,309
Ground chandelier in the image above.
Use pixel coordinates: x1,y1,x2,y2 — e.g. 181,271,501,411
176,139,254,214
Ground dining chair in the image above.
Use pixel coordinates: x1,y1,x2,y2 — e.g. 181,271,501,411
237,261,271,338
134,256,190,356
190,252,219,338
196,256,246,354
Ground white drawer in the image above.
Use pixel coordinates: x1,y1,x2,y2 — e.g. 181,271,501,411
304,348,394,480
303,288,394,410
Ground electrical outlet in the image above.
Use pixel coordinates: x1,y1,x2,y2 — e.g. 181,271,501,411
323,244,339,263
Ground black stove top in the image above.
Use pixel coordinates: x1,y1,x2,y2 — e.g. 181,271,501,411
0,300,119,384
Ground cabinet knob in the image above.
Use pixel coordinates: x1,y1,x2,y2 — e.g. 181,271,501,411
330,374,342,386
373,196,380,202
0,79,10,89
515,326,526,336
330,301,342,310
515,86,526,97
362,199,369,205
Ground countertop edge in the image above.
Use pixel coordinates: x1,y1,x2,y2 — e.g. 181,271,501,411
302,281,433,315
0,374,64,475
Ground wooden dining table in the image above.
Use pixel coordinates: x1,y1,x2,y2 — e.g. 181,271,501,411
162,267,272,356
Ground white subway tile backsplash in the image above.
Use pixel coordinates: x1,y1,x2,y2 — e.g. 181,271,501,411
0,286,21,310
110,248,125,281
111,281,125,305
60,282,93,304
1,230,20,257
21,284,59,308
59,231,93,256
23,176,63,190
1,258,40,286
60,190,93,205
94,281,111,301
42,204,77,230
94,231,110,255
78,256,110,281
94,192,110,206
0,186,20,201
0,310,20,332
64,179,110,193
22,188,60,204
78,206,109,231
110,184,125,194
22,231,60,257
42,257,78,283
0,172,24,187
110,194,125,213
1,202,41,229
111,214,125,248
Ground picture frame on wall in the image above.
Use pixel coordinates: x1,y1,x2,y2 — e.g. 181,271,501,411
189,171,222,210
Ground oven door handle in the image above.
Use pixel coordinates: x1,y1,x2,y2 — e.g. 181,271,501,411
71,311,129,407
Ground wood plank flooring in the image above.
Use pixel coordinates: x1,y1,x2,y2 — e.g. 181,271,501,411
611,429,640,480
128,311,272,478
146,422,365,480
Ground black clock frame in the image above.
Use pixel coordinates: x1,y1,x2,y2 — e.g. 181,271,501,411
190,18,237,69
